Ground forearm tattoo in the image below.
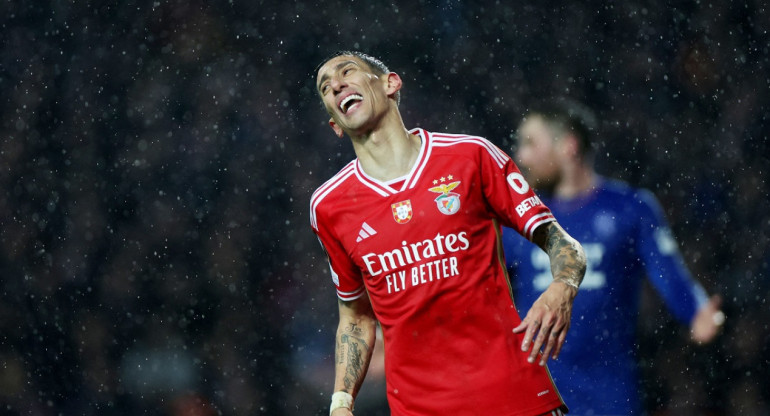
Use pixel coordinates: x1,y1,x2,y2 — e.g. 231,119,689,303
545,223,586,289
336,323,371,392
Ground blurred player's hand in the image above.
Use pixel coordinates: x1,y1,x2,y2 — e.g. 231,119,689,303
331,408,354,416
690,294,724,344
513,281,577,366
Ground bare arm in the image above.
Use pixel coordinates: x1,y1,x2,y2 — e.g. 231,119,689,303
331,295,378,415
533,221,586,291
513,221,586,365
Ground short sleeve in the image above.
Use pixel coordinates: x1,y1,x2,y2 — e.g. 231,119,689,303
311,207,366,301
476,139,555,240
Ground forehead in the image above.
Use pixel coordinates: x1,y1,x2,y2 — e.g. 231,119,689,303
316,55,369,80
519,116,546,134
518,116,554,141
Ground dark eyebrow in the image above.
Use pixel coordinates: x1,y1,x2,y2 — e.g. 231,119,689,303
317,60,357,91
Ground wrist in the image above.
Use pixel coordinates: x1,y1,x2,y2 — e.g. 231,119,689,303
330,391,354,415
552,279,579,297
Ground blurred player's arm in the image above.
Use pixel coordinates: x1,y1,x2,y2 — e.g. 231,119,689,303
331,295,377,416
634,190,724,344
514,221,586,366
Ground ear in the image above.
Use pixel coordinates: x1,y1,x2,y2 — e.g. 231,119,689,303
385,72,403,98
328,118,344,138
561,134,580,158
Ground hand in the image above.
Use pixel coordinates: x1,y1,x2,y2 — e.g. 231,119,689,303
690,294,724,344
331,408,354,416
513,281,577,365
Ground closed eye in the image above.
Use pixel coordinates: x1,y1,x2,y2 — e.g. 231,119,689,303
317,62,357,94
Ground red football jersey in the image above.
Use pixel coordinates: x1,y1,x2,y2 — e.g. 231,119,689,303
310,128,565,416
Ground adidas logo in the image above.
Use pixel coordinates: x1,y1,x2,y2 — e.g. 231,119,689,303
356,222,378,242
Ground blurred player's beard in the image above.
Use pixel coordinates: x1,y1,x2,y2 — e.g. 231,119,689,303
525,170,561,195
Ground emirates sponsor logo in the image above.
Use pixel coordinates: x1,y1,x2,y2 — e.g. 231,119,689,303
361,231,469,277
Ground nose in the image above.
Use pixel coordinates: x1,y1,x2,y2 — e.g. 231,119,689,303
329,76,346,93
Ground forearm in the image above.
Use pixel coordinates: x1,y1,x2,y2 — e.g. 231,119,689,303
535,222,586,291
334,309,377,396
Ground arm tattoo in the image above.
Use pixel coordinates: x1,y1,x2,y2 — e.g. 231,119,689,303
545,223,586,289
336,323,371,391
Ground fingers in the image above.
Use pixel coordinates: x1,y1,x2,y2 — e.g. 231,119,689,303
516,316,540,351
552,326,568,359
538,328,559,365
519,319,540,357
528,320,549,364
517,283,575,365
533,321,568,366
520,317,551,364
517,314,568,366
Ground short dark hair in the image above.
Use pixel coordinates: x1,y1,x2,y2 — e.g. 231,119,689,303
525,98,597,157
315,50,400,105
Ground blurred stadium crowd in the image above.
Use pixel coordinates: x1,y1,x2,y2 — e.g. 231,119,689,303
0,1,767,415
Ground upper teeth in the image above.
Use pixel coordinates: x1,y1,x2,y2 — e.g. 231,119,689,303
340,94,362,112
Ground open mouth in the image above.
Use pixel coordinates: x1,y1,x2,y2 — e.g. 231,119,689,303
339,94,363,114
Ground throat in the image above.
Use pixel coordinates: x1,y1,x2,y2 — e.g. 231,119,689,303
357,132,422,182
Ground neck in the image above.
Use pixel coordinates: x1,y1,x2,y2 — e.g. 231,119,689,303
350,113,420,181
555,159,597,199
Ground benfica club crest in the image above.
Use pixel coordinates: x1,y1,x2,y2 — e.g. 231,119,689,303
428,181,461,215
391,200,413,224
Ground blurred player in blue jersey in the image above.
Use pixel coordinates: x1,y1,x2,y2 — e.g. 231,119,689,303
502,99,725,415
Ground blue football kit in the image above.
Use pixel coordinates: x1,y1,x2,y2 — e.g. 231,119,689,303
502,177,708,416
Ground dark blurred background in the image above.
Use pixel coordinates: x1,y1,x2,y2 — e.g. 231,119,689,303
0,1,768,415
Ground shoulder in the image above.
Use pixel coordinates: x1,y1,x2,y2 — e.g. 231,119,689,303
598,177,663,215
598,177,648,202
309,160,357,230
422,129,509,166
598,177,636,196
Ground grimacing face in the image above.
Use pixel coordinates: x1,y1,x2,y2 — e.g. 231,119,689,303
315,55,392,137
515,115,563,189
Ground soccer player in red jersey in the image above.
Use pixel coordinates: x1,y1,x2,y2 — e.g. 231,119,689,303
310,51,587,416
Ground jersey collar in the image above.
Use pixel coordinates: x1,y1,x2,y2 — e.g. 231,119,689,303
354,128,432,196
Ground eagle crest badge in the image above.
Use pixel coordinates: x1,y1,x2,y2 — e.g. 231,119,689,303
429,181,461,215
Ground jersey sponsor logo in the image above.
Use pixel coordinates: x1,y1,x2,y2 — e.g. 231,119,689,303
428,180,462,215
361,231,470,294
391,200,413,224
506,172,530,194
385,256,460,294
361,231,469,276
515,195,543,217
356,222,377,242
